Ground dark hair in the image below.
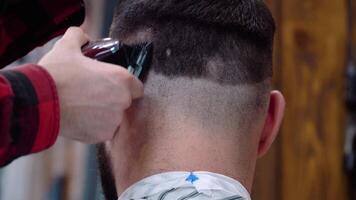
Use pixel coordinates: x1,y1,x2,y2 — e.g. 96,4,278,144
111,0,275,85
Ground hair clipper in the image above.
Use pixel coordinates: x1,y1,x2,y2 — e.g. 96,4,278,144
81,38,153,81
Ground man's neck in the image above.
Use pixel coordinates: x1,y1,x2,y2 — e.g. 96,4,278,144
109,117,258,195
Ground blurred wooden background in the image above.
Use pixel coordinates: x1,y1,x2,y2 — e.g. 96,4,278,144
252,0,354,199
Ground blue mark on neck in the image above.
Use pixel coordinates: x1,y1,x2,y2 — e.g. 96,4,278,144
185,172,199,184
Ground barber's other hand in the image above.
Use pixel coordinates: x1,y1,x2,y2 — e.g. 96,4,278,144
39,27,144,143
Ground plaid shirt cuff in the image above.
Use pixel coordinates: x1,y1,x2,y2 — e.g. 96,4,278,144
0,64,60,166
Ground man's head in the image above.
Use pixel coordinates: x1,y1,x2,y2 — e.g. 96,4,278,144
98,0,285,199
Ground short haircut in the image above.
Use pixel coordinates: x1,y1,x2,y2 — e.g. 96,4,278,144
111,0,275,85
99,1,276,200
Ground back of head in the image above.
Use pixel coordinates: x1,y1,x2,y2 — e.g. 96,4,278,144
110,0,276,136
99,2,277,199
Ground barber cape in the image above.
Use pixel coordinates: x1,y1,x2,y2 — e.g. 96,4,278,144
118,171,251,200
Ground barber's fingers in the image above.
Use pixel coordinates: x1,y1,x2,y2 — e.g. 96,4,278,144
59,27,89,51
63,27,89,46
127,74,144,100
114,67,144,100
104,62,144,100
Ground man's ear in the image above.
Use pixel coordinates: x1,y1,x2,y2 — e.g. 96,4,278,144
257,90,285,158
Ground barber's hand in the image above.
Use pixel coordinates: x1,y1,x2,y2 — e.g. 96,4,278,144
39,27,144,143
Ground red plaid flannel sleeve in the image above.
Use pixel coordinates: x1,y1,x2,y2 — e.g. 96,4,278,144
0,0,85,67
0,64,59,167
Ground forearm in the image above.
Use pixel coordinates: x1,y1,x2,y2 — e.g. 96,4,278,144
0,0,85,67
0,64,60,167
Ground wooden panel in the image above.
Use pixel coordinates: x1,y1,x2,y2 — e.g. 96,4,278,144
252,141,280,200
350,0,356,198
279,0,349,199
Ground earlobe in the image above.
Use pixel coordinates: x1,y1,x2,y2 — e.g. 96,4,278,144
257,90,286,158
